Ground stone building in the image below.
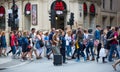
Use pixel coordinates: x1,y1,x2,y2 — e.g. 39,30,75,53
0,0,119,32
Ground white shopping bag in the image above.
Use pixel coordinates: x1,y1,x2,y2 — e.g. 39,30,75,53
99,48,106,57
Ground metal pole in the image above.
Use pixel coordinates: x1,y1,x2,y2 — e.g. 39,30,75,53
12,0,15,31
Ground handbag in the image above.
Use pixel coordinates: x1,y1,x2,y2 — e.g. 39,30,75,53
39,40,44,47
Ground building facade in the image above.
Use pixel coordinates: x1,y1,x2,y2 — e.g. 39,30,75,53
0,0,120,33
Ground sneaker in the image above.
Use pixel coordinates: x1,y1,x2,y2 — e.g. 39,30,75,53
7,53,9,56
75,59,80,62
84,57,87,61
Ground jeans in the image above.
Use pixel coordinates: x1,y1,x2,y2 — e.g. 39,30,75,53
60,48,66,63
16,46,22,56
108,44,119,61
11,46,16,55
66,45,72,57
76,42,85,60
86,41,94,58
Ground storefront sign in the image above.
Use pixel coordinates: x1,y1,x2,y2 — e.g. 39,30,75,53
54,0,65,11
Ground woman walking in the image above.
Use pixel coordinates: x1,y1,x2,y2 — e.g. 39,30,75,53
1,31,7,56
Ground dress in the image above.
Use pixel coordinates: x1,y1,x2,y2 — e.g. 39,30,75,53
1,36,7,48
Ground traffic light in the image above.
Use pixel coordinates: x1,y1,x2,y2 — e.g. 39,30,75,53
69,12,74,26
12,4,18,19
8,13,13,27
49,10,55,25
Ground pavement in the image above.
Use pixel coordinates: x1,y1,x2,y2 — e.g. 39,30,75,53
0,47,31,70
0,55,31,70
0,57,120,72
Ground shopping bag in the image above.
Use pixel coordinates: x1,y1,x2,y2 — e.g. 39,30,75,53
99,48,106,57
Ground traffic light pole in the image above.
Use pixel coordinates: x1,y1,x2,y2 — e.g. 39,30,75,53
12,0,15,31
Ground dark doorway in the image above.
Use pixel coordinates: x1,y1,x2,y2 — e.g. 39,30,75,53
55,14,66,30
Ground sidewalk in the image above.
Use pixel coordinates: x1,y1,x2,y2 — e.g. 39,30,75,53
0,55,30,70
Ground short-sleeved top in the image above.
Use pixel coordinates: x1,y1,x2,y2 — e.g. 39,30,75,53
111,31,118,44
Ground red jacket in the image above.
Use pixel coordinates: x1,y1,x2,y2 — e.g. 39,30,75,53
10,34,16,46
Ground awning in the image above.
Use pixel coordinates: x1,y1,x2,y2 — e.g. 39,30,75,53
0,6,5,17
25,2,31,15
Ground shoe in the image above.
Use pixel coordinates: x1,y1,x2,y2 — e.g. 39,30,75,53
109,60,113,62
87,57,90,60
71,57,76,59
112,64,116,71
91,58,95,61
103,61,107,63
96,58,99,62
84,57,86,61
7,53,9,56
63,62,68,64
75,59,80,62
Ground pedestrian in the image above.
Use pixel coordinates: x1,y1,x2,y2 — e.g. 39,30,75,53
112,59,120,71
86,29,95,61
60,31,67,63
108,27,119,62
44,31,52,59
65,30,72,58
94,25,101,55
9,31,16,58
35,30,43,59
0,31,2,56
16,31,22,57
52,30,60,55
21,31,31,61
75,29,86,62
1,31,7,56
29,28,39,59
106,26,112,58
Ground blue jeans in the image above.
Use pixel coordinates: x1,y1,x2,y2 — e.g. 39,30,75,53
76,42,85,60
86,41,94,58
11,46,16,55
66,45,72,57
108,44,119,61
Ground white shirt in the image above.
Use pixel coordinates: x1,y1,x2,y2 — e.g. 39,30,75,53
65,34,72,46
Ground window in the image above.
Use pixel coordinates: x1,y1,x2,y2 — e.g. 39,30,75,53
103,0,105,9
110,0,112,10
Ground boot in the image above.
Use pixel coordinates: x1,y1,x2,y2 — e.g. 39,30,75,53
87,56,90,60
91,57,95,61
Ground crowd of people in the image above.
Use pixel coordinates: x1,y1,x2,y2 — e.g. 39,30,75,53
0,25,120,71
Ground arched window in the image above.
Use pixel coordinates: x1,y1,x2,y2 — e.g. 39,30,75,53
90,4,95,16
0,6,5,17
24,2,31,15
83,3,87,16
